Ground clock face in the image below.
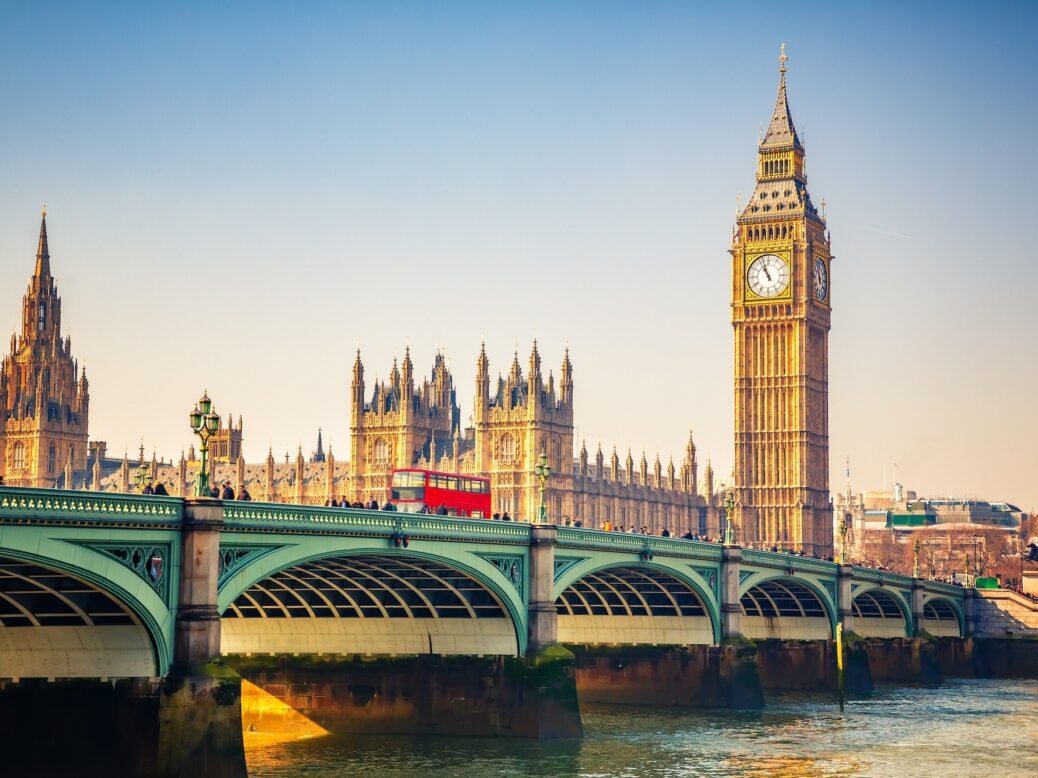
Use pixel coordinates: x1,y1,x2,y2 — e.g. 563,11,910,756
813,258,828,301
746,254,789,298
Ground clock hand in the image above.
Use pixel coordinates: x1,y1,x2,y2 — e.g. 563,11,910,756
763,266,772,282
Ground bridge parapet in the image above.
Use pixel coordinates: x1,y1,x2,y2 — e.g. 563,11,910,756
222,502,531,544
0,487,182,526
555,527,724,561
739,548,837,577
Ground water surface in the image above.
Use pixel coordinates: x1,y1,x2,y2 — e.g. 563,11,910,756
247,679,1038,777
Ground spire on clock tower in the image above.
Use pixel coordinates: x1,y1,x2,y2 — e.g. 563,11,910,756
761,43,802,152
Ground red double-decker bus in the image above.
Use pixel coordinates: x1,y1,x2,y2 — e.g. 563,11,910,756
389,468,491,518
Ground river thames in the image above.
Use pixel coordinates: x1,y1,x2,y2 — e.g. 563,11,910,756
246,678,1037,777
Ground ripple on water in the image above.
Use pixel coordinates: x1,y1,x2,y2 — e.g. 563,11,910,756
245,679,1038,778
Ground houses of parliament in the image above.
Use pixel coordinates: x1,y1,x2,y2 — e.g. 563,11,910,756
0,52,832,552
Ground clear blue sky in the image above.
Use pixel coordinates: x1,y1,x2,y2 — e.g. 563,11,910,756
1,2,1035,509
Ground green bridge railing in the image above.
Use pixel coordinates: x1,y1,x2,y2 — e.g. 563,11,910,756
0,487,182,526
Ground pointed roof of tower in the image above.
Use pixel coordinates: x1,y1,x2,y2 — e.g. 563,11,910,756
35,205,51,279
314,427,325,462
476,341,489,374
761,44,802,151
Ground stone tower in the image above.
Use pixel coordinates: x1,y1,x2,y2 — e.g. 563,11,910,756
348,348,461,504
731,47,833,555
472,342,575,520
0,208,90,487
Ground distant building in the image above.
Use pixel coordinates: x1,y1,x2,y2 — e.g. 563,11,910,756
834,483,1025,577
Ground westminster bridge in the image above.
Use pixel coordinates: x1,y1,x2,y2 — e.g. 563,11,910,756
1,488,1035,776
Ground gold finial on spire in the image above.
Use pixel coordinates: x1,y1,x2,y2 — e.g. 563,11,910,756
821,198,827,220
41,203,47,218
779,43,788,73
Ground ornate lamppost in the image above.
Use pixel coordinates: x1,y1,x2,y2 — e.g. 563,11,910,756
912,539,920,579
188,391,221,497
534,452,551,523
839,520,849,565
723,492,735,546
971,532,982,577
133,462,151,493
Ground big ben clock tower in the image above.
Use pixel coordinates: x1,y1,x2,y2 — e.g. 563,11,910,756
731,46,832,555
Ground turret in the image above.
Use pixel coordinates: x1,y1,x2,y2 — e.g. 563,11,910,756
401,346,414,407
560,348,573,407
578,441,589,477
474,341,490,421
351,350,365,426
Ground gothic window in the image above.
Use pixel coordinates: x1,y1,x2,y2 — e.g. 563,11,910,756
47,445,55,474
499,434,515,464
37,303,45,331
373,438,389,467
13,442,25,471
552,439,562,471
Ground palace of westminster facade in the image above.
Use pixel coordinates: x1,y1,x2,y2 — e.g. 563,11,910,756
0,53,833,553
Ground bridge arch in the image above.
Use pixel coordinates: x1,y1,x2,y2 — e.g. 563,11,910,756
0,545,170,678
218,541,527,656
850,587,912,638
921,594,964,637
739,576,835,640
553,560,720,645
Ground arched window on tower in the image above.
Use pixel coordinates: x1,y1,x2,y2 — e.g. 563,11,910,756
13,442,26,471
37,303,46,332
499,434,515,464
47,444,55,474
373,438,389,467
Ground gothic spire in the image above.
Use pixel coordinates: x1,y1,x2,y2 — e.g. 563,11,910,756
35,205,51,279
314,427,325,462
761,43,802,151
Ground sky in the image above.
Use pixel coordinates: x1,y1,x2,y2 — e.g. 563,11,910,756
0,2,1035,510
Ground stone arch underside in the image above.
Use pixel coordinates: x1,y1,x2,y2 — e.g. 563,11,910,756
922,597,961,637
741,578,832,640
0,554,157,678
851,588,910,638
555,566,715,645
221,554,519,656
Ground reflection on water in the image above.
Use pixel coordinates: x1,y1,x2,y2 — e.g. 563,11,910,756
246,679,1038,777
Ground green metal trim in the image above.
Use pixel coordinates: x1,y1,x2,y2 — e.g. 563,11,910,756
222,502,532,544
692,566,720,599
0,488,182,526
553,556,588,582
474,553,526,604
70,541,174,608
555,527,725,561
218,544,288,590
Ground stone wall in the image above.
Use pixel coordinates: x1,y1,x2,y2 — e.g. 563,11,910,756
973,590,1038,638
228,649,582,740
